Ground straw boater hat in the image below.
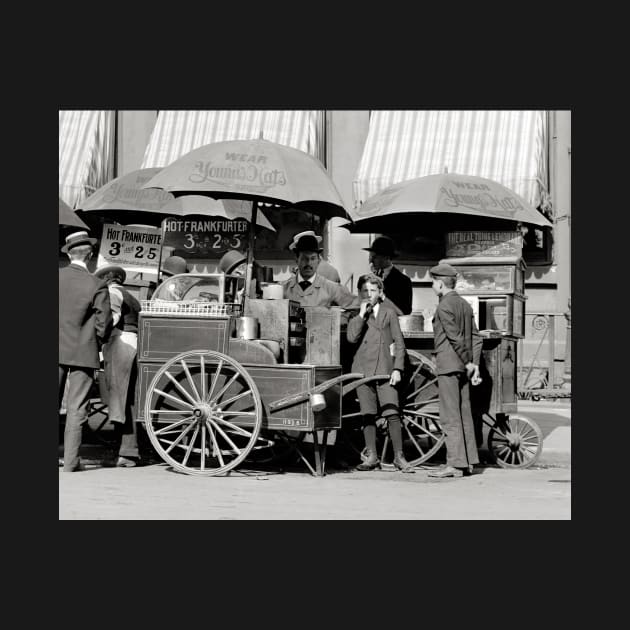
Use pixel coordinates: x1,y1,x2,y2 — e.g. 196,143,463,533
61,230,97,253
219,250,248,275
289,230,323,252
291,232,323,253
362,235,397,258
94,264,126,284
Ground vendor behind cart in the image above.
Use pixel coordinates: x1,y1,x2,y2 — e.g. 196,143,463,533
283,233,360,314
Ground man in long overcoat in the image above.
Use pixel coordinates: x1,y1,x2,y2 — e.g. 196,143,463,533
59,231,113,471
428,263,483,478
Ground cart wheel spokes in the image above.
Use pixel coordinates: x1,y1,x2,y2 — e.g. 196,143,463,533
145,350,263,476
395,350,445,467
487,414,543,469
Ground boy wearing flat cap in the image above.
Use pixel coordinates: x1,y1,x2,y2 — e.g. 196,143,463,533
428,262,483,478
363,235,413,316
283,232,359,311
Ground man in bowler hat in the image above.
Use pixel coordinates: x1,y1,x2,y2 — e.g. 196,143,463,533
289,230,342,283
283,233,359,310
59,231,113,471
363,235,413,315
428,263,483,478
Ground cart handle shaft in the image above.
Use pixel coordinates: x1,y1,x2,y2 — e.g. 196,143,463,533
268,373,364,413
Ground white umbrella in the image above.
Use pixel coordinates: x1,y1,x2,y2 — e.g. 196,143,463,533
350,172,552,228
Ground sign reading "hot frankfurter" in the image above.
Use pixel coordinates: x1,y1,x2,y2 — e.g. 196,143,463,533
162,218,249,259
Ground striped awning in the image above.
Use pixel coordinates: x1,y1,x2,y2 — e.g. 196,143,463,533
141,110,326,169
59,111,116,208
353,110,551,216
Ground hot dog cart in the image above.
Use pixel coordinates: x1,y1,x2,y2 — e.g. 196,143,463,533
388,254,543,469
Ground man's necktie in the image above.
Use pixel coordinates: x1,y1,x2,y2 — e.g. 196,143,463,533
376,268,384,278
299,280,311,291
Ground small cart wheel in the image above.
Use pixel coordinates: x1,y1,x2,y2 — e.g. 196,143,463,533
487,414,543,469
144,350,263,476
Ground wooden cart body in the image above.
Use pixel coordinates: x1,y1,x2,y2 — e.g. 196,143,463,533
135,268,543,476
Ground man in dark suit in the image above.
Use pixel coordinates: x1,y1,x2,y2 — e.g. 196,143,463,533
347,274,414,473
59,231,113,472
363,235,413,315
428,263,483,478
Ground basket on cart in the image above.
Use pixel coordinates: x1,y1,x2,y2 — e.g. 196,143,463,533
140,300,243,318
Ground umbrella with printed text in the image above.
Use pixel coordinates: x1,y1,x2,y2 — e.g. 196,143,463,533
75,167,277,275
75,168,275,229
142,138,349,296
345,171,553,234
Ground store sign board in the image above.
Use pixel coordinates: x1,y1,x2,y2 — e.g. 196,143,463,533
97,223,162,274
445,231,522,258
162,217,250,259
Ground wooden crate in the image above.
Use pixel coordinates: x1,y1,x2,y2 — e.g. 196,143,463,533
138,314,233,363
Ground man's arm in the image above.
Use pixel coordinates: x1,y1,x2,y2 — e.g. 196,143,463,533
93,281,113,344
471,315,483,366
331,282,361,310
399,274,413,315
108,286,123,327
437,304,472,365
389,311,407,373
346,312,367,343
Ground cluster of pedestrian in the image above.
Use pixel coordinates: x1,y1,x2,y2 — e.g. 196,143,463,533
59,227,482,478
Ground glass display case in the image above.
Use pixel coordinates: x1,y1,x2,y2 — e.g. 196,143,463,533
151,273,245,303
455,265,516,294
440,256,527,338
476,295,525,337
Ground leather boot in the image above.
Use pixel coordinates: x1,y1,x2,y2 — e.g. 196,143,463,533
392,452,415,473
427,465,464,478
388,417,415,473
356,450,380,470
356,424,380,470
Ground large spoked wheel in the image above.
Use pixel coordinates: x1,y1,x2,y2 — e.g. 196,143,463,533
144,350,263,476
340,350,446,469
487,414,543,468
391,350,446,468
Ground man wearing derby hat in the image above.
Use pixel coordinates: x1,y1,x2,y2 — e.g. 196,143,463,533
363,235,412,316
93,263,144,467
283,232,360,311
59,231,113,471
427,262,483,478
288,230,341,284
